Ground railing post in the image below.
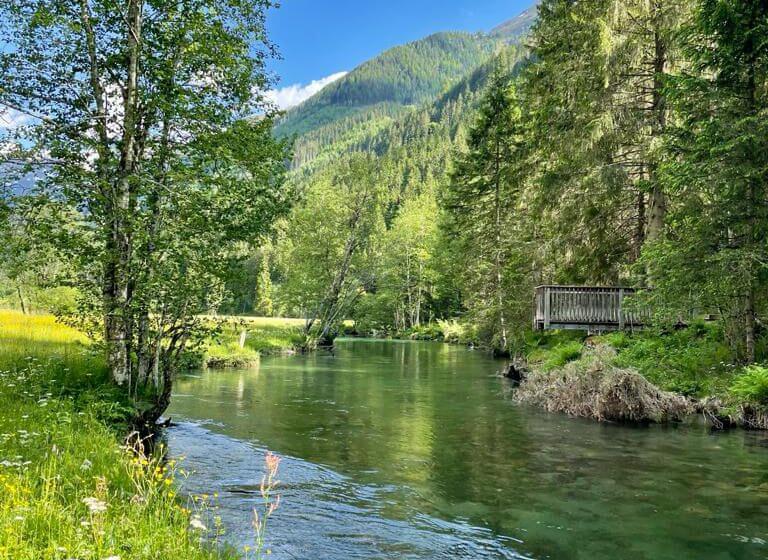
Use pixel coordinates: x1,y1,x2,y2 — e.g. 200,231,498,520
544,286,551,329
618,288,625,330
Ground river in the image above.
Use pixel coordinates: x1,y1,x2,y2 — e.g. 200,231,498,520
167,338,768,559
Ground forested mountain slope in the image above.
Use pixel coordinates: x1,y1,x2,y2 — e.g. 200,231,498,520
275,5,540,168
239,6,538,335
274,32,499,141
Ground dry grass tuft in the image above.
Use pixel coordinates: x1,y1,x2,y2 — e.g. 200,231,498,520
515,346,694,423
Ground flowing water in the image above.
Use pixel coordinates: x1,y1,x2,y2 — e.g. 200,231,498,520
167,339,768,559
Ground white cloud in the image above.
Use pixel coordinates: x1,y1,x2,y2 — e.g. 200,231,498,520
0,107,31,130
265,71,348,110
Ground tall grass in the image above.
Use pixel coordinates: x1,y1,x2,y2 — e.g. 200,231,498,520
0,310,235,559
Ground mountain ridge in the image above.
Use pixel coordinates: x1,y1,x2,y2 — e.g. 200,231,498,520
274,3,539,145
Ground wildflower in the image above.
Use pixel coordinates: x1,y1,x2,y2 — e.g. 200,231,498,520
189,516,207,531
268,494,281,515
80,459,93,471
82,497,107,514
265,451,281,476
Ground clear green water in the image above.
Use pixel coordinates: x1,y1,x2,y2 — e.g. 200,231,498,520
167,339,768,559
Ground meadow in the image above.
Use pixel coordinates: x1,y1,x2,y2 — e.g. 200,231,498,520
195,315,304,368
0,310,291,559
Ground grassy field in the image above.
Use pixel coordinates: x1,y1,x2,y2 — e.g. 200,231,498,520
0,310,236,559
198,315,304,368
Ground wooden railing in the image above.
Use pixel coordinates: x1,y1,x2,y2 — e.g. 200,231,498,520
533,285,647,331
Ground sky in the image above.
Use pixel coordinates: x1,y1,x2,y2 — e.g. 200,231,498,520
264,0,534,109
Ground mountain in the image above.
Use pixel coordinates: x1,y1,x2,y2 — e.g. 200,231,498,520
273,32,501,140
274,3,540,169
490,1,540,39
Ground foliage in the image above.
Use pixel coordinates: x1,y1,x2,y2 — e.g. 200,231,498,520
606,323,738,397
639,0,768,362
437,319,479,346
442,55,533,353
730,365,768,406
528,341,584,371
278,154,386,346
201,318,303,368
0,0,291,422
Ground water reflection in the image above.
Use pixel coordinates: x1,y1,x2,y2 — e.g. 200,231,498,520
168,339,768,559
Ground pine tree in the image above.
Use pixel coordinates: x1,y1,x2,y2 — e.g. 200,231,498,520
443,59,530,352
652,0,768,361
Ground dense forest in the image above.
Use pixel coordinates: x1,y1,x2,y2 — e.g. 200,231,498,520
228,0,766,372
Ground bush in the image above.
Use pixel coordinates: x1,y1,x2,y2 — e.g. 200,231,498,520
526,333,585,371
602,322,735,397
405,323,444,341
730,365,768,405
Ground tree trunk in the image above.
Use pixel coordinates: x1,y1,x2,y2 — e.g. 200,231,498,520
742,12,760,364
645,22,668,246
17,286,26,315
745,287,756,364
106,0,142,387
494,138,508,352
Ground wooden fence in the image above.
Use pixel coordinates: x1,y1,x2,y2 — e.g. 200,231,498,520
533,285,647,332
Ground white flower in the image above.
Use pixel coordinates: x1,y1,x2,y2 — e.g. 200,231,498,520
80,459,93,471
189,516,207,531
82,497,107,514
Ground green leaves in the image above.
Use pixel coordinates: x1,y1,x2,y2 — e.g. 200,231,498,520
730,365,768,405
0,0,290,414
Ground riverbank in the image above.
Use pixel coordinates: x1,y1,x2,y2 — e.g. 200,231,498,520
0,311,236,559
356,316,768,429
196,316,304,368
516,323,768,428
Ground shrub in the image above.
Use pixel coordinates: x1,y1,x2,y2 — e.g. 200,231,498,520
527,338,584,371
730,365,768,405
604,322,734,397
406,323,444,341
437,319,479,345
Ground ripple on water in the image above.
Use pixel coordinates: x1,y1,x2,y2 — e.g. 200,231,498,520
169,421,533,559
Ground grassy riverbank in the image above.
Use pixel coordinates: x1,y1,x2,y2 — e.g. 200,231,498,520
518,323,768,428
199,316,304,368
0,310,240,559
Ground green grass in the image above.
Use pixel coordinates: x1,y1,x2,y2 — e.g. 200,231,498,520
520,322,741,400
200,316,304,368
524,330,587,370
598,322,736,398
0,310,235,559
730,365,768,405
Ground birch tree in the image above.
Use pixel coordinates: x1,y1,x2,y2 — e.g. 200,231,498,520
0,0,290,424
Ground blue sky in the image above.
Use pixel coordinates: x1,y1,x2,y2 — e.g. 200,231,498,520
265,0,534,108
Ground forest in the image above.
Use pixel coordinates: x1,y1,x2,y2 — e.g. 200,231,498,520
1,0,768,557
239,0,768,367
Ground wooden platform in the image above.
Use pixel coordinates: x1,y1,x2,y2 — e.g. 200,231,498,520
533,285,646,332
